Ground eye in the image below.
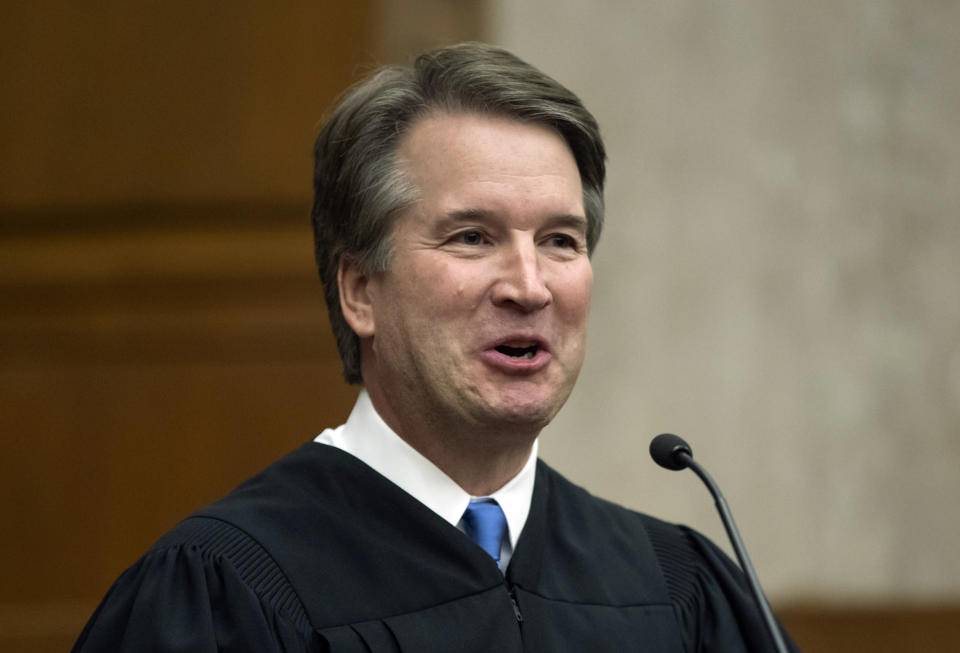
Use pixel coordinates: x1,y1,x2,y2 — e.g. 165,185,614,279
546,233,578,249
455,230,486,246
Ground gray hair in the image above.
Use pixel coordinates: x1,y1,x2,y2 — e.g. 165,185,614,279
311,42,606,384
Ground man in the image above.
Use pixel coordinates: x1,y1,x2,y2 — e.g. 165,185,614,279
74,43,796,652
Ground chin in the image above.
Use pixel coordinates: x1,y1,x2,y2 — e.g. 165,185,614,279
480,391,564,430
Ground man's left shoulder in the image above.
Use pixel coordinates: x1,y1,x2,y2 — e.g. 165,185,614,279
534,458,676,536
533,459,722,596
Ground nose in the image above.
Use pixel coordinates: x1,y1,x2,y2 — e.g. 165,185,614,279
491,239,552,312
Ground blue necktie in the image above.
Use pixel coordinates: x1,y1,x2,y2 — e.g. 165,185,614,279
461,500,507,567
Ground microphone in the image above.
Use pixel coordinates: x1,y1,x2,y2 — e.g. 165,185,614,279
649,433,789,653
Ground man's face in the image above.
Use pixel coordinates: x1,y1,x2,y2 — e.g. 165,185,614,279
360,112,593,438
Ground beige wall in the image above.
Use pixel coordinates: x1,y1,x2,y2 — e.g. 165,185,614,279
492,1,960,603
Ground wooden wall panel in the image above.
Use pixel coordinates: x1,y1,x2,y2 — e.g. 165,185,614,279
779,605,960,652
1,3,376,651
1,2,376,205
0,212,361,651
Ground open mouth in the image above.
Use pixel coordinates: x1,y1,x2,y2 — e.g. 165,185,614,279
494,344,539,360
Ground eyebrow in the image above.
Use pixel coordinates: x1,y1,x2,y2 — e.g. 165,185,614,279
439,209,588,233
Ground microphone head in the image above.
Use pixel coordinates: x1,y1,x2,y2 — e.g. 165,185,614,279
649,433,693,471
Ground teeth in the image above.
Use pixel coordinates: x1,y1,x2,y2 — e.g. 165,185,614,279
521,351,534,359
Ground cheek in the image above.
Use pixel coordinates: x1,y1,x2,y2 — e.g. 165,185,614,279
556,264,593,323
428,260,488,311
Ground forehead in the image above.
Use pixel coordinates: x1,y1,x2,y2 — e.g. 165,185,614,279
395,112,583,212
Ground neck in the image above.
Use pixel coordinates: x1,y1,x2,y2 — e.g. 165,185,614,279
410,427,535,496
364,386,538,496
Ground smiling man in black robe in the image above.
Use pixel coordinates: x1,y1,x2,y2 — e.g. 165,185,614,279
73,43,798,653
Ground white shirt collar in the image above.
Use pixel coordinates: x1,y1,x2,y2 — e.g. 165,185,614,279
314,389,537,563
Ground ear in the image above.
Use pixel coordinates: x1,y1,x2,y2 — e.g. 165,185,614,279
338,256,376,338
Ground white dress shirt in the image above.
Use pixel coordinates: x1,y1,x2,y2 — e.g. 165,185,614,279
314,389,537,569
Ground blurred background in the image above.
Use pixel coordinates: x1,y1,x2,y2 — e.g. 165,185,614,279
2,2,957,651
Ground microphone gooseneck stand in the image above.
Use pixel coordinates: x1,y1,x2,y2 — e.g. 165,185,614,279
649,433,790,653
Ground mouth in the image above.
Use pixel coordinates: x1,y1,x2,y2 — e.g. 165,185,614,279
482,337,551,372
494,343,540,360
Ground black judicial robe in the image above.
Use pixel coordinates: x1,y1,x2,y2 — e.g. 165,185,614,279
73,443,798,652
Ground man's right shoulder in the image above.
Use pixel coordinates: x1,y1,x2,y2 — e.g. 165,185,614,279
155,514,311,622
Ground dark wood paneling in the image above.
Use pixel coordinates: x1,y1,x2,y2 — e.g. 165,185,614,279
0,212,360,638
0,3,375,650
0,215,363,653
1,2,376,206
779,605,960,652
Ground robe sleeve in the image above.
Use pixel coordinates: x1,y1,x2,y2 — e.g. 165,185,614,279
673,527,801,653
72,523,320,653
643,516,800,653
